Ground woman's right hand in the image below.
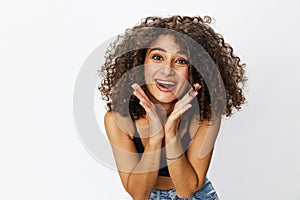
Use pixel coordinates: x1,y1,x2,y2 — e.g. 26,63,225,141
131,83,164,141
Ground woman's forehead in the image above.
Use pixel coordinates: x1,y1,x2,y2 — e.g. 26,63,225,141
148,34,188,56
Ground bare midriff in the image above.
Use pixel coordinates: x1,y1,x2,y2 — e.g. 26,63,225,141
154,176,174,190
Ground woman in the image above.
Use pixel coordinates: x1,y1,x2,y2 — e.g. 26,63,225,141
99,15,246,200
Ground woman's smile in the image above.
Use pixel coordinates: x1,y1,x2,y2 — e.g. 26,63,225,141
154,79,177,92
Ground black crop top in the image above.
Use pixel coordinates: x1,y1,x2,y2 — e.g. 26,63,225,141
133,129,191,177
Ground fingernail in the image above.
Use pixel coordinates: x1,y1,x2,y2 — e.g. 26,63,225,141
194,83,201,90
131,83,138,89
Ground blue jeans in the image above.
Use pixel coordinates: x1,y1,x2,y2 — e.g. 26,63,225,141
149,178,219,200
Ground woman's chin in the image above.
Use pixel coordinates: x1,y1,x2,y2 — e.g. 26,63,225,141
153,94,178,105
146,84,186,105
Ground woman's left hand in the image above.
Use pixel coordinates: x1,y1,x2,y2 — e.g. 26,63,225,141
164,83,201,136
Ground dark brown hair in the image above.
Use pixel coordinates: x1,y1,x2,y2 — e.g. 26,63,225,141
98,15,247,121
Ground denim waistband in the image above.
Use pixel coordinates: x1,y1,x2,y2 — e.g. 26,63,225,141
149,178,218,200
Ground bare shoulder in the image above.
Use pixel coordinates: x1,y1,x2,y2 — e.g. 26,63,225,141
189,115,221,139
103,112,140,176
104,111,135,139
104,111,140,169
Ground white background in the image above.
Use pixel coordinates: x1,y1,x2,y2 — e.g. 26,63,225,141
1,0,300,199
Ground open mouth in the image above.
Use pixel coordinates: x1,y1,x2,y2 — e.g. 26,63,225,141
155,79,177,91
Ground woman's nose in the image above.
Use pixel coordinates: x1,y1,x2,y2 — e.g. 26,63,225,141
160,60,175,75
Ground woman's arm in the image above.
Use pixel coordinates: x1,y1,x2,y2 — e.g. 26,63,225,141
104,111,163,200
164,116,221,198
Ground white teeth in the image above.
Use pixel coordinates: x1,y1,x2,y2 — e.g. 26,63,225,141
156,80,175,86
155,80,176,88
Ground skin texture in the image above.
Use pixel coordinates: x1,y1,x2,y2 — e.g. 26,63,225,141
99,15,247,199
144,35,189,107
104,35,220,199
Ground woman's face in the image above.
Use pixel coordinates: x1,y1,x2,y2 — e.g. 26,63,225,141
144,34,189,104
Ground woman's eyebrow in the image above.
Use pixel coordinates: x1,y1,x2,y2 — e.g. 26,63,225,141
149,47,167,53
149,47,187,57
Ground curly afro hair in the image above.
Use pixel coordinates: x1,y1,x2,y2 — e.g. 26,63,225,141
98,15,247,122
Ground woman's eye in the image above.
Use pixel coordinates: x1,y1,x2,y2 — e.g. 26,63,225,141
152,55,163,61
176,59,188,65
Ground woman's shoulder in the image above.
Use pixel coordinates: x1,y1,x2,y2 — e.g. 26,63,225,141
188,114,221,139
104,111,135,138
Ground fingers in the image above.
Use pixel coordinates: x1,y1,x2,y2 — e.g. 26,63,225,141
169,83,201,120
132,82,201,120
131,83,152,112
179,83,201,106
131,83,163,138
132,83,148,100
169,104,192,121
132,83,149,104
193,83,201,91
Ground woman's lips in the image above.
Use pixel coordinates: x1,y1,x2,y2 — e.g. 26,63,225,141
154,79,177,92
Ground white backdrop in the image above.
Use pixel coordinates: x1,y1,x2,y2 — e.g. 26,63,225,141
1,0,300,199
